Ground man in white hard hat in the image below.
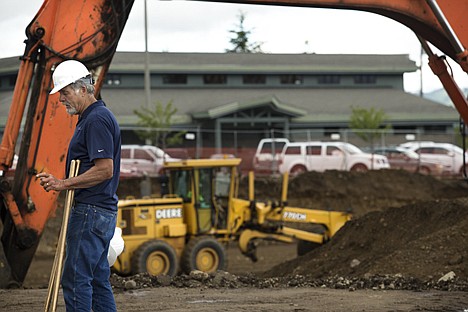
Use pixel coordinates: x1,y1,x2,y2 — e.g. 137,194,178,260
37,59,121,312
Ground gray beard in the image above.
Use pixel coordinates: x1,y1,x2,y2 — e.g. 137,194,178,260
66,106,78,115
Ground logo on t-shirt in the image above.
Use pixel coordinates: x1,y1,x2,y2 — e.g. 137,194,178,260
98,149,104,153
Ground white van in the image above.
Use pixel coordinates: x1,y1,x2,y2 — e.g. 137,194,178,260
278,141,390,175
253,138,290,174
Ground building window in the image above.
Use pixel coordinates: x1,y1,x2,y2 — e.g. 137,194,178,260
243,74,266,84
354,75,377,84
162,74,187,84
203,74,227,84
9,75,17,86
105,74,121,86
280,75,303,85
318,75,340,84
423,125,446,134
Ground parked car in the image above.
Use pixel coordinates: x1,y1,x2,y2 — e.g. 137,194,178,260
372,147,446,176
398,141,468,176
253,138,290,174
278,141,390,175
120,145,180,178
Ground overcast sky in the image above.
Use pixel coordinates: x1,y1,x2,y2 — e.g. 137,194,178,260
1,0,468,94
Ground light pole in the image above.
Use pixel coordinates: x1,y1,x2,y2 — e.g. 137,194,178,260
419,44,424,98
144,0,151,109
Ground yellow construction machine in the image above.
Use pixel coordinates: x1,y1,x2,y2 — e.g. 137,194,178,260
112,158,351,276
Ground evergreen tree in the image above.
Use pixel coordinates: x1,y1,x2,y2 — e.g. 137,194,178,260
226,11,263,53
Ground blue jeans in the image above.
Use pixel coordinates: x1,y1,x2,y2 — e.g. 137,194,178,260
62,203,117,312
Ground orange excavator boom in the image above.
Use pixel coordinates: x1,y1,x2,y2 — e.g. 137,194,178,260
0,0,134,286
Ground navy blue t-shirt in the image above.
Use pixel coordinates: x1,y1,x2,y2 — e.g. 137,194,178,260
66,100,121,211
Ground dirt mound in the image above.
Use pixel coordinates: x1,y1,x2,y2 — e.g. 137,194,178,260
239,170,468,283
264,197,468,280
242,169,468,217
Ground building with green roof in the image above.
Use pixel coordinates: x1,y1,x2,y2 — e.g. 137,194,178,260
0,52,459,155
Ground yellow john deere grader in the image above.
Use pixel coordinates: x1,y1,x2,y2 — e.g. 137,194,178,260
113,158,351,276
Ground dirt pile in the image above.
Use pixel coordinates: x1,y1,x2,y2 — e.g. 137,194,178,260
264,197,468,280
242,169,468,217
254,170,468,283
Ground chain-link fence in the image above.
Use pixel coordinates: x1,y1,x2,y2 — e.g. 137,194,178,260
122,126,468,175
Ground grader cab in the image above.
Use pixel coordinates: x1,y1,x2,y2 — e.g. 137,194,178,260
112,158,351,277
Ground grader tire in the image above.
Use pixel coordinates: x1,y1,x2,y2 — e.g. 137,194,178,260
131,240,178,277
181,237,226,274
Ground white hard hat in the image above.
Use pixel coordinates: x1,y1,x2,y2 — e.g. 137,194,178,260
50,60,91,94
108,227,125,266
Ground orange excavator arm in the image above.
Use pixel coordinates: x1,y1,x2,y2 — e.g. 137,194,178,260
1,0,468,287
0,0,134,286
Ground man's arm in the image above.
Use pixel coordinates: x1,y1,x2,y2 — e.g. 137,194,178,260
37,158,113,192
